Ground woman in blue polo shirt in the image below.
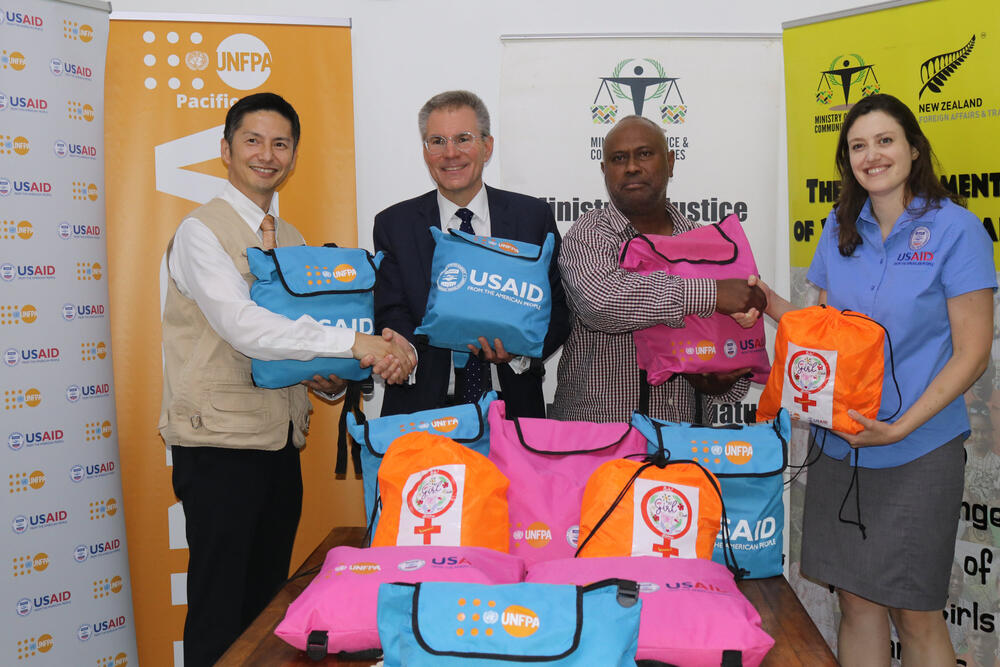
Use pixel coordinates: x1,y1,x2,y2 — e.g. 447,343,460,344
748,94,995,664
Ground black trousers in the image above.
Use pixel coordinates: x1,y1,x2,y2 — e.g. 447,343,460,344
171,429,302,667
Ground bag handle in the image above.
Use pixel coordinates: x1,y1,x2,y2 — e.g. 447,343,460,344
446,228,546,261
619,222,738,266
840,308,903,422
511,417,639,456
335,378,370,477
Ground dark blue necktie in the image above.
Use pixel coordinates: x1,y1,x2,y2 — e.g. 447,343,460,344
455,208,490,403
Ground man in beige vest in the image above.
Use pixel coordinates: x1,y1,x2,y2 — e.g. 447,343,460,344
159,92,413,667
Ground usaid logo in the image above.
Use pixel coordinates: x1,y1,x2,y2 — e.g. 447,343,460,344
53,139,67,157
77,624,92,641
50,58,93,80
5,93,48,113
909,226,931,250
216,33,272,90
3,347,16,365
3,10,43,29
0,177,11,195
74,537,121,563
63,302,105,320
10,428,64,449
12,515,28,533
66,384,81,402
0,92,5,110
8,431,24,450
58,222,101,239
437,262,467,291
70,465,85,482
1,263,14,280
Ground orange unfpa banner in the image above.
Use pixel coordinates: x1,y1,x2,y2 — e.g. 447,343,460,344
105,15,359,666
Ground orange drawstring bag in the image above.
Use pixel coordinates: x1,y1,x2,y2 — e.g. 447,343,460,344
577,458,725,562
373,431,510,551
757,305,894,434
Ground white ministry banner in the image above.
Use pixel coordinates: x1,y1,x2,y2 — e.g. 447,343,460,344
1,0,138,664
500,35,781,425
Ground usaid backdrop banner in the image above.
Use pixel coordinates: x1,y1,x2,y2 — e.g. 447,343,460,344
105,14,360,665
783,1,1000,662
499,35,781,426
1,0,139,665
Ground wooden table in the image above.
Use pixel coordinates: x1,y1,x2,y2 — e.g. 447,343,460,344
219,526,837,666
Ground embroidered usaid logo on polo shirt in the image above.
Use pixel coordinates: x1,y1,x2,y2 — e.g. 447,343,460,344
895,226,934,265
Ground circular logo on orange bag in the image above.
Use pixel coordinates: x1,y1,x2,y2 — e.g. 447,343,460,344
788,350,831,395
641,485,692,539
406,469,457,518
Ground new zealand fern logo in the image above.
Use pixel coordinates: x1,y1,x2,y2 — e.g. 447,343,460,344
919,35,975,98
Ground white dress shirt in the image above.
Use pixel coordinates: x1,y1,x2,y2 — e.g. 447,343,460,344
168,182,356,362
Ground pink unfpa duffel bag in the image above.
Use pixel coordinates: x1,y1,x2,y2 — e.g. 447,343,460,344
526,556,774,666
486,400,647,564
619,214,771,385
275,545,525,657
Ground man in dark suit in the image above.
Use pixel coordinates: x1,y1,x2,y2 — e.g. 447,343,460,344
374,90,569,418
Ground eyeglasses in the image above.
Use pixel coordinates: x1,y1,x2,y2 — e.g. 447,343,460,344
423,132,482,155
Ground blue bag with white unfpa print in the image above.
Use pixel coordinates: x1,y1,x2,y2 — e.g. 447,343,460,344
247,244,383,388
631,410,790,579
346,391,496,534
415,227,553,359
377,578,641,666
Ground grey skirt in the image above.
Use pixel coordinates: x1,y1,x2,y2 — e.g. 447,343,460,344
801,435,966,610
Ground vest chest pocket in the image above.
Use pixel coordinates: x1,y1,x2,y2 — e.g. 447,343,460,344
200,387,276,434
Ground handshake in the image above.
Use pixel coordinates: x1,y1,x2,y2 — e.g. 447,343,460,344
301,328,416,396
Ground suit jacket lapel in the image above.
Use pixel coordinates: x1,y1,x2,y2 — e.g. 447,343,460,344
414,190,439,290
485,185,514,240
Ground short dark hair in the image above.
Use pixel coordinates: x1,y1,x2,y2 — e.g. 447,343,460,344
833,93,960,256
223,92,300,147
418,90,490,139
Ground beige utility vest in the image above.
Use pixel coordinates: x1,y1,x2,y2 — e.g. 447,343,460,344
158,198,311,450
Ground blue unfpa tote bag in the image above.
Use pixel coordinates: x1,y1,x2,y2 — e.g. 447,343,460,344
346,391,496,533
631,410,790,579
247,244,383,388
415,227,554,359
377,579,641,666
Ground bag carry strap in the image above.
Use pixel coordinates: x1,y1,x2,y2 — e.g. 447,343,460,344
335,378,371,477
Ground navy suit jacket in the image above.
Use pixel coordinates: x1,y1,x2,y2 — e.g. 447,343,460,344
373,185,570,418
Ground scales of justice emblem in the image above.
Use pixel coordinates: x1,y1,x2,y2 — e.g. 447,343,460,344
787,349,832,412
406,468,458,544
640,484,693,557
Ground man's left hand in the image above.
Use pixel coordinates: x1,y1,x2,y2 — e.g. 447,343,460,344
301,373,347,397
682,368,750,396
468,337,514,364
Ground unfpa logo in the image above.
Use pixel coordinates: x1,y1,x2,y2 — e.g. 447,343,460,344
85,420,113,442
0,134,30,155
1,304,37,325
76,261,102,280
1,219,32,239
81,341,107,361
4,387,42,410
67,100,95,121
92,574,124,599
89,497,118,520
63,19,94,42
97,653,128,667
502,604,540,638
724,440,753,465
512,521,552,549
72,181,99,200
12,552,49,576
9,469,46,493
16,634,54,659
1,50,27,70
333,263,357,283
216,33,272,90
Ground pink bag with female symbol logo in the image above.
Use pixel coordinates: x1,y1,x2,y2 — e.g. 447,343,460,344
619,214,770,385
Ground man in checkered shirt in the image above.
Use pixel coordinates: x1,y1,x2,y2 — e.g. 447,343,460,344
550,116,765,423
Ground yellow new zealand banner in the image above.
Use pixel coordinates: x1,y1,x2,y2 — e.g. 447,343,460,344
784,0,1000,269
105,14,360,665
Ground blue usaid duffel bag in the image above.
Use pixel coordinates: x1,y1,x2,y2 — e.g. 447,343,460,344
346,391,496,534
247,244,383,388
415,227,554,359
631,409,790,579
377,578,641,666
